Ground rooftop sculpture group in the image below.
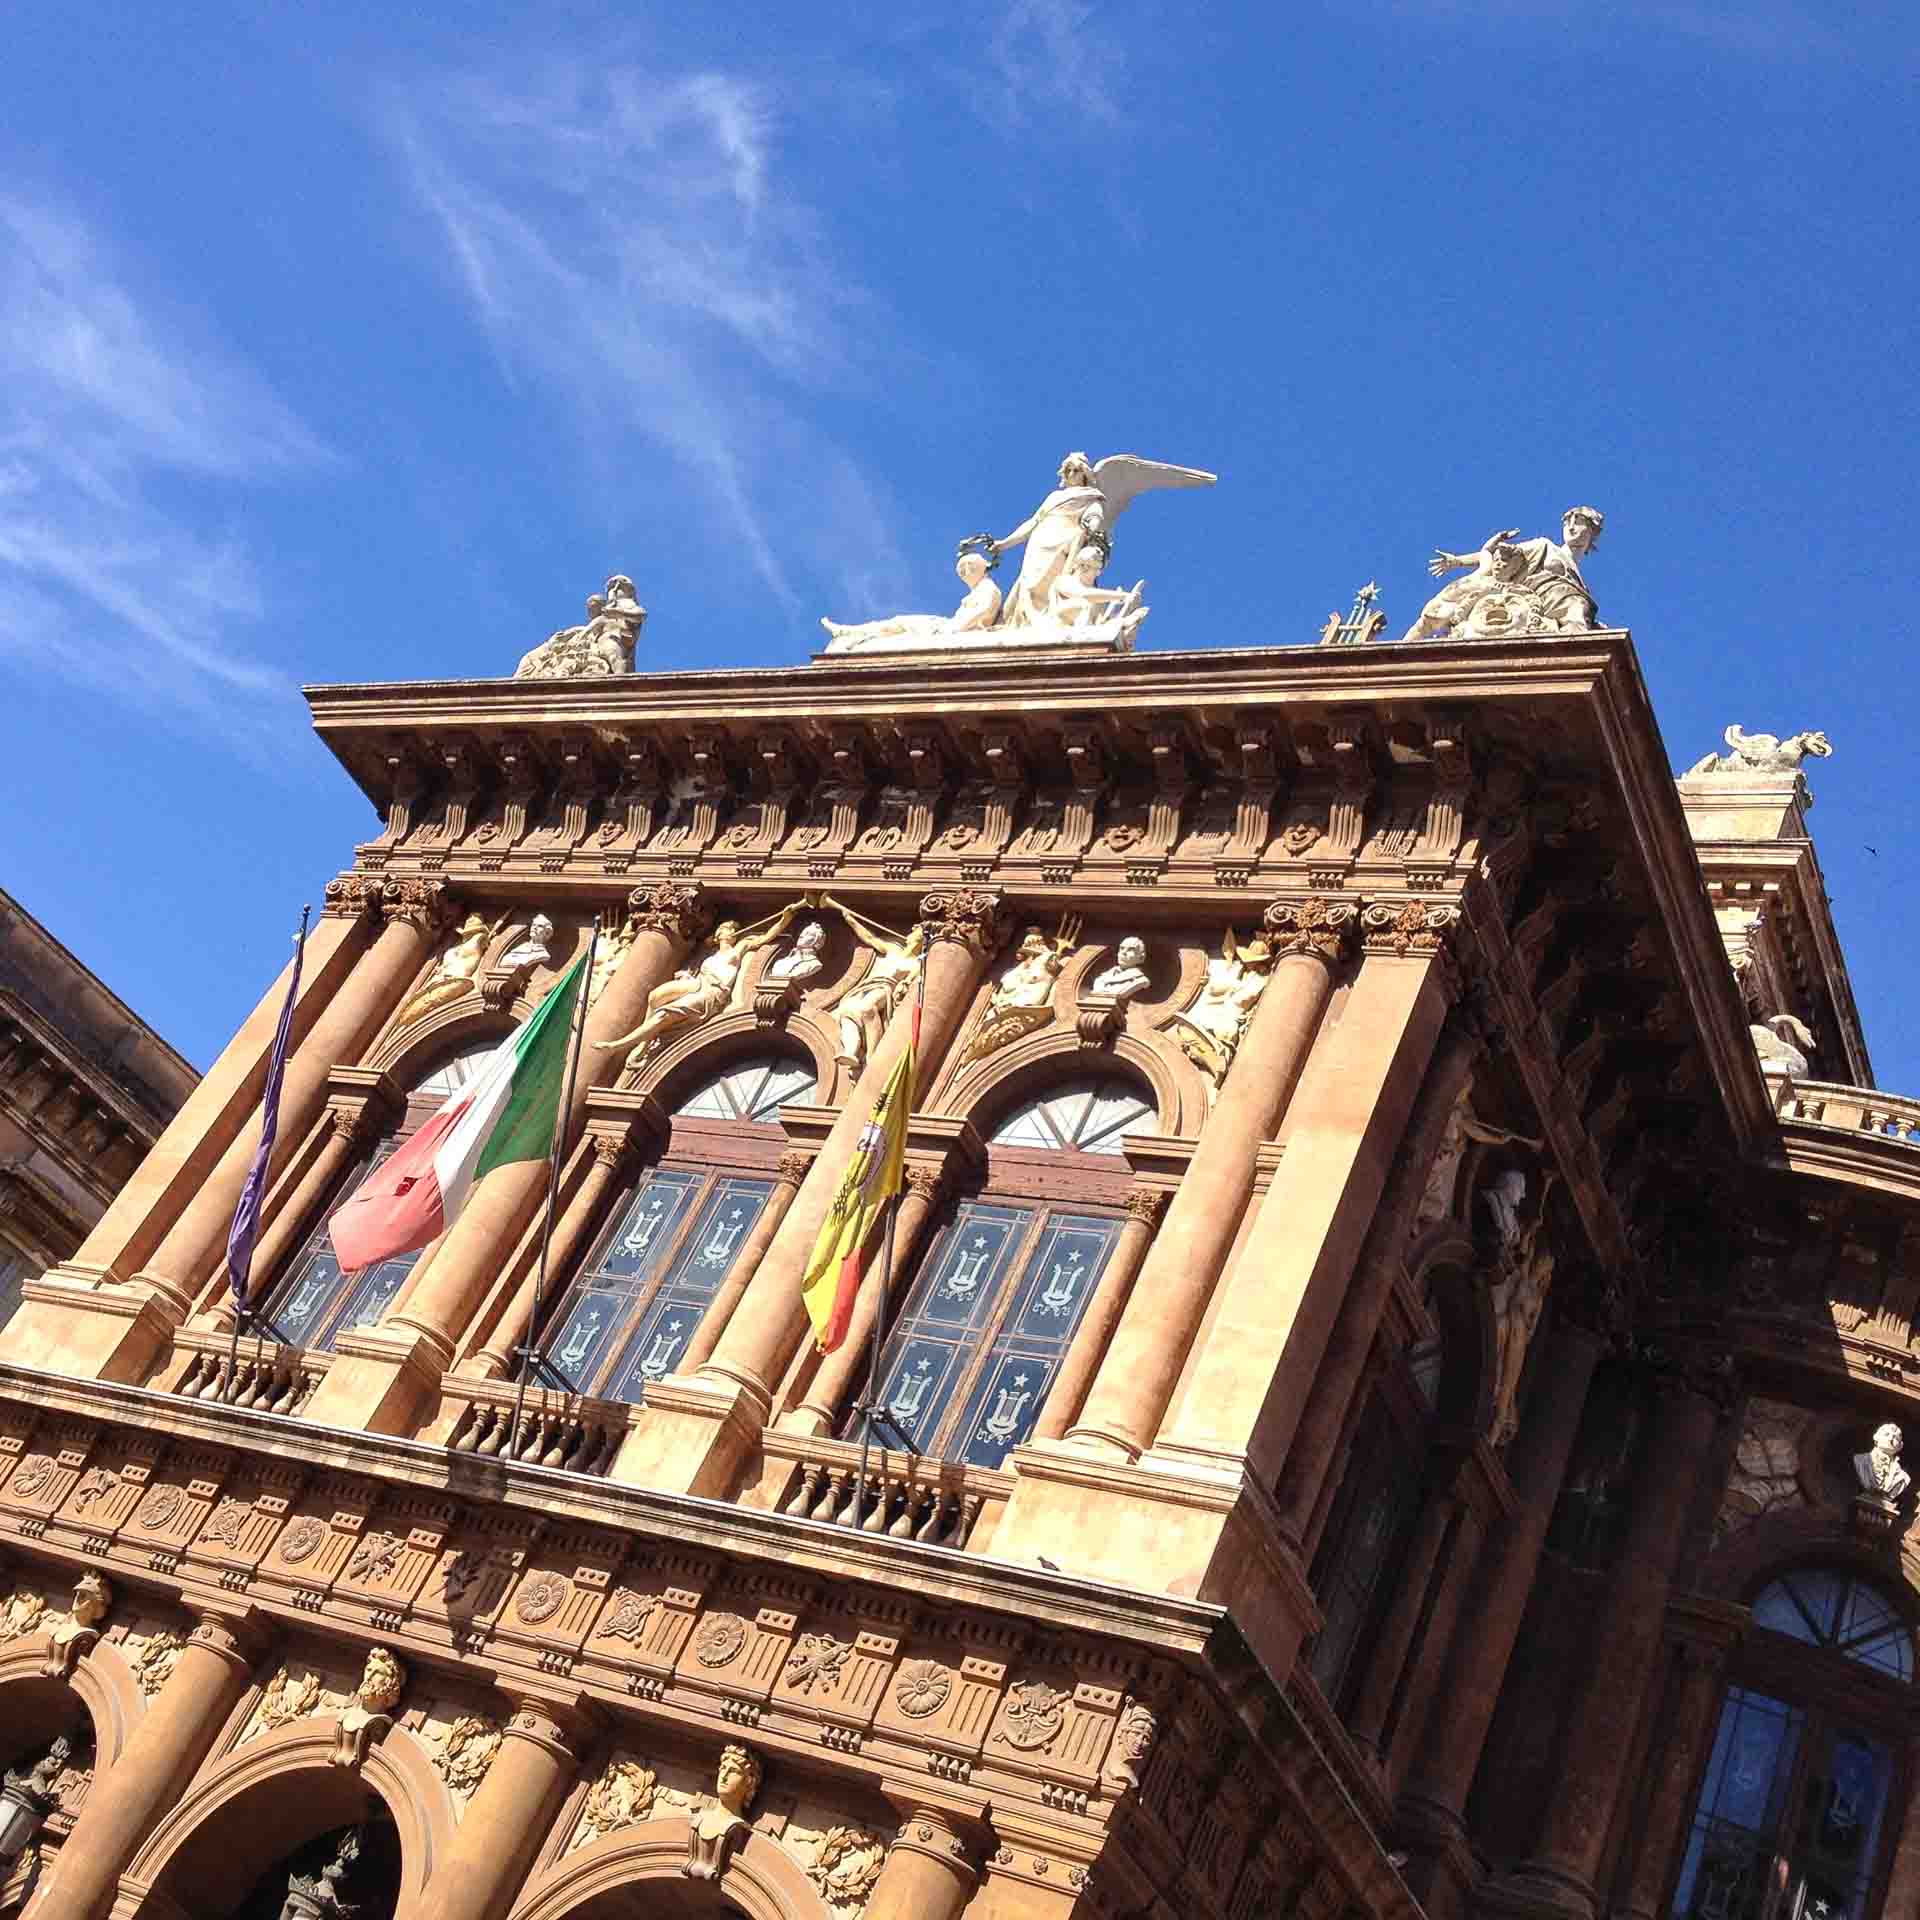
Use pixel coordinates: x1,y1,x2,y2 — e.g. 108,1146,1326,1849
1401,507,1605,641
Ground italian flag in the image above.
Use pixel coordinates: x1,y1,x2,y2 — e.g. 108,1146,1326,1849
799,992,919,1355
329,953,587,1273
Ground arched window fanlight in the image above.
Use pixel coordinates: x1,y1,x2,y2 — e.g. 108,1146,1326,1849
1751,1569,1914,1682
989,1079,1155,1155
532,1054,818,1405
675,1057,817,1125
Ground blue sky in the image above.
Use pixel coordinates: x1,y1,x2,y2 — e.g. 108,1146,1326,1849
4,1,1917,1088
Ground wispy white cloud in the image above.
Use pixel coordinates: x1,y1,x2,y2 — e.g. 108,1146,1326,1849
0,197,330,739
379,58,911,617
988,0,1130,128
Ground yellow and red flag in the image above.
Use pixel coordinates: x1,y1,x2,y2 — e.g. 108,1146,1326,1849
800,993,920,1355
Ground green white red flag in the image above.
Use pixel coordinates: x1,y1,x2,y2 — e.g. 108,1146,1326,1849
329,952,586,1273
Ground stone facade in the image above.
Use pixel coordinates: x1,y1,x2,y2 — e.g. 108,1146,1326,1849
0,633,1916,1920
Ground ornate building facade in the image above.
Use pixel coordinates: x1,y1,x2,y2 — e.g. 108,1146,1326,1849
0,602,1912,1920
0,890,196,1334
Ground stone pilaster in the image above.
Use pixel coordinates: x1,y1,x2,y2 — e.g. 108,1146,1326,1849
866,1802,983,1920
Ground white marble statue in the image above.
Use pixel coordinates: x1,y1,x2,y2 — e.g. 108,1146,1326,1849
1750,1013,1816,1078
1483,1169,1528,1252
1686,726,1833,776
1035,538,1149,644
1165,930,1275,1086
820,553,1002,654
766,919,827,986
597,905,800,1063
987,451,1214,628
515,574,645,679
1090,936,1152,1002
822,898,927,1070
498,914,555,972
1401,507,1604,641
1856,1423,1911,1501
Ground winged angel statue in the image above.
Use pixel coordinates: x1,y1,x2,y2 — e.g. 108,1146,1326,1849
821,451,1215,655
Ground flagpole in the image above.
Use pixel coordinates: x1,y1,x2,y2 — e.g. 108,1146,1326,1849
512,917,599,1459
852,950,927,1529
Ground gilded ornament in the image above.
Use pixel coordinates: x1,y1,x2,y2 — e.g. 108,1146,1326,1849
597,905,799,1065
960,918,1081,1066
893,1658,952,1718
692,1612,749,1669
515,1570,571,1626
996,1680,1068,1752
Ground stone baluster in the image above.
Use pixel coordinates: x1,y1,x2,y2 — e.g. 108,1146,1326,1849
698,892,1006,1415
1491,1364,1728,1919
865,1805,982,1920
410,1696,591,1920
23,1612,263,1920
1614,1606,1744,1920
1398,1321,1605,1920
1067,898,1357,1461
380,886,708,1363
1031,1186,1165,1443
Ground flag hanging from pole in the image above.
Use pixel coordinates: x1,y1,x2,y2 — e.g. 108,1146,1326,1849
329,952,587,1274
800,984,921,1355
226,908,309,1313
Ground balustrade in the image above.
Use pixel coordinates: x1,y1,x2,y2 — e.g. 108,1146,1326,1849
442,1385,634,1476
1780,1080,1920,1143
170,1346,321,1415
768,1437,1000,1549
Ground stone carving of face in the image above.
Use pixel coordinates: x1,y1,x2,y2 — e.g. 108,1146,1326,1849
1072,546,1105,582
1117,937,1146,969
955,552,990,588
716,1745,760,1811
1562,508,1604,555
796,921,826,952
1058,452,1094,488
71,1575,110,1627
1876,1423,1904,1459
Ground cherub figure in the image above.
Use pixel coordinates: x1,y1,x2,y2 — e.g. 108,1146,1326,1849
822,897,927,1071
1042,537,1149,641
597,904,800,1063
1165,930,1276,1084
820,552,1003,653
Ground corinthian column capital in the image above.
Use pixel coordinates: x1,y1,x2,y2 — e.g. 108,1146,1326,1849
379,876,455,935
1262,895,1358,961
320,872,385,921
625,881,711,944
1360,898,1463,957
917,888,1010,960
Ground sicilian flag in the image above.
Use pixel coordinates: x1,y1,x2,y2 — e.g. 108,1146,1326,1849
329,952,587,1274
226,909,309,1313
800,988,920,1355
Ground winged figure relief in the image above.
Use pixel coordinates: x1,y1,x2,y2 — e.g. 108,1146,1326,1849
987,451,1216,628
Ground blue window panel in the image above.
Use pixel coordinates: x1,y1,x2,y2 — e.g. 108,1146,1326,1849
1671,1688,1804,1920
597,1170,705,1282
603,1177,774,1405
956,1352,1059,1469
1006,1218,1118,1338
875,1335,972,1452
544,1284,627,1382
915,1205,1031,1330
326,1256,416,1349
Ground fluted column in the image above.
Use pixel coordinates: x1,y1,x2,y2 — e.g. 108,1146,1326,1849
866,1807,981,1920
140,879,454,1312
1497,1369,1726,1919
1032,1187,1164,1443
1274,1014,1482,1544
1068,898,1355,1461
1152,902,1461,1479
24,1611,263,1920
1615,1616,1741,1920
412,1696,591,1920
385,885,708,1358
1401,1322,1604,1915
699,890,1006,1414
677,1149,807,1374
781,1161,948,1436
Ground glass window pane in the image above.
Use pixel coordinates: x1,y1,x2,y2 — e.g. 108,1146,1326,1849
1751,1570,1914,1681
989,1080,1154,1155
1671,1687,1804,1920
1796,1725,1893,1918
675,1057,818,1123
602,1177,775,1404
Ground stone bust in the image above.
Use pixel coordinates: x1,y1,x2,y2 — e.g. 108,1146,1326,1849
1855,1423,1911,1502
1090,936,1151,1002
684,1742,761,1881
766,919,827,985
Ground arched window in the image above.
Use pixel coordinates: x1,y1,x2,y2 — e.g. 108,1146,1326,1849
848,1073,1153,1469
1673,1569,1912,1920
533,1053,819,1404
259,1038,499,1352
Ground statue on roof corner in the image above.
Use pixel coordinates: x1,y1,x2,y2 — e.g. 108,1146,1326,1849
817,449,1210,656
1400,506,1604,641
514,574,646,679
1686,725,1833,776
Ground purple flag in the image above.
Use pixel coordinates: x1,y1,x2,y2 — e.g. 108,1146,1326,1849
226,909,309,1313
